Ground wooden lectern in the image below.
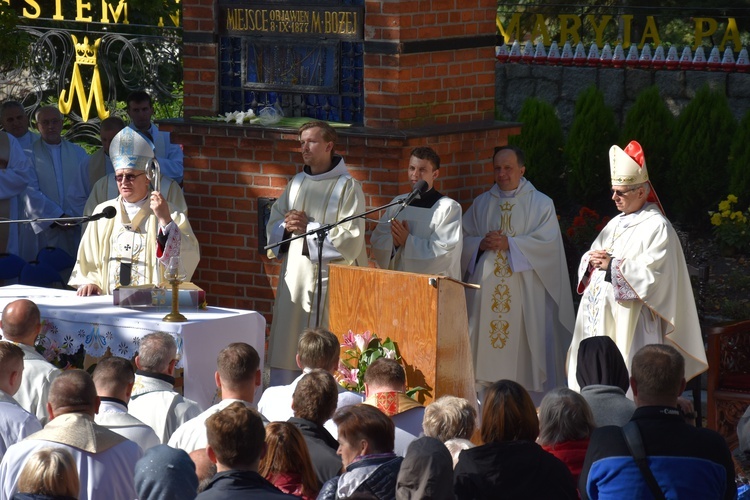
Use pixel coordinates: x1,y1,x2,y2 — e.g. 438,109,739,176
328,264,477,408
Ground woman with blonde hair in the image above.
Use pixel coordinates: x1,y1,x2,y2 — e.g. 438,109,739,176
258,422,319,500
14,448,79,499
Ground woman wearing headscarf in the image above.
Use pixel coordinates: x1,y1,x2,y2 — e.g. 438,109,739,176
576,336,635,427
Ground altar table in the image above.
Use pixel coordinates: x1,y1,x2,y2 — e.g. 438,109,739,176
0,285,266,409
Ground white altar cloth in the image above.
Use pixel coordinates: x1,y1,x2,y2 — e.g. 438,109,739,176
0,285,266,409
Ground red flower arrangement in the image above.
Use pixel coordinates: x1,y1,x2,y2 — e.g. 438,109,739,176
565,207,610,252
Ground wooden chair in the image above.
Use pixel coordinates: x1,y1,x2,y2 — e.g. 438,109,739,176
706,320,750,450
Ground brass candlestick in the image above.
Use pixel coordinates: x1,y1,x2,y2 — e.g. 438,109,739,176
163,256,188,323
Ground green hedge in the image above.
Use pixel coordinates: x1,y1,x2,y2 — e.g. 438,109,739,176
619,85,675,212
670,85,735,226
565,86,618,212
508,98,566,208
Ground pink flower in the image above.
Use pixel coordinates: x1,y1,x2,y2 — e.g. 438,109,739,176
337,362,359,386
341,330,356,348
354,331,373,353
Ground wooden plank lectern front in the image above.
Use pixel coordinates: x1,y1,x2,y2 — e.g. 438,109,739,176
328,264,477,408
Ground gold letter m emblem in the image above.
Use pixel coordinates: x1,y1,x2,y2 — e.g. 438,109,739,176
59,35,109,122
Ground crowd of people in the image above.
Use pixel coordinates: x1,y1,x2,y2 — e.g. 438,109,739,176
0,312,739,499
0,101,739,498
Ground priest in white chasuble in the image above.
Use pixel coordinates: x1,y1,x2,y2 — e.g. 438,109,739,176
567,141,707,392
462,146,575,399
68,127,199,296
371,146,463,280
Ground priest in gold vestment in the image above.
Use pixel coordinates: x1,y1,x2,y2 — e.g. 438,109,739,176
462,146,575,398
68,127,199,296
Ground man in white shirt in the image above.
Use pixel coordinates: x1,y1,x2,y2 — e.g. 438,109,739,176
258,327,362,437
126,91,184,184
0,369,142,500
0,342,42,461
128,332,202,443
93,356,160,452
0,299,61,424
371,146,463,279
168,342,263,454
26,106,90,259
0,101,39,156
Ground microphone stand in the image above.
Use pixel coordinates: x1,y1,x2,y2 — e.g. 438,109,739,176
0,214,99,227
265,196,414,327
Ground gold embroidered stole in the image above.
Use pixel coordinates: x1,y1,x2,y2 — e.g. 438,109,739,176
111,199,152,289
489,200,516,349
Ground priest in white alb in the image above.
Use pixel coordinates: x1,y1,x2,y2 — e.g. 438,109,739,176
567,141,708,391
266,121,367,385
68,126,199,296
462,146,575,400
371,146,462,280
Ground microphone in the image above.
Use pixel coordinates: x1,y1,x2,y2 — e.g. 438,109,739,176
55,207,117,227
89,206,117,222
399,179,429,207
389,180,429,222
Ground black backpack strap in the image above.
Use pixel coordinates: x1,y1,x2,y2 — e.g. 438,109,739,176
621,421,667,500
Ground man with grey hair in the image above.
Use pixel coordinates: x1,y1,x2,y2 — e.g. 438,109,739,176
580,344,734,500
567,141,707,392
93,356,160,452
0,369,142,500
27,105,90,259
128,332,202,443
69,125,199,296
0,299,61,424
0,101,38,155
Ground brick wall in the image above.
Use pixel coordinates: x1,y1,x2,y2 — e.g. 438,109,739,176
363,0,497,128
182,0,217,117
170,0,514,331
161,121,520,322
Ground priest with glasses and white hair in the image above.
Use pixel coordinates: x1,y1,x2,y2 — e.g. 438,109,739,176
567,141,707,392
69,127,199,296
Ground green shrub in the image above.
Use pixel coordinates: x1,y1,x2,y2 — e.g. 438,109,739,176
728,110,750,208
565,86,618,212
620,85,676,211
671,85,735,226
508,98,566,207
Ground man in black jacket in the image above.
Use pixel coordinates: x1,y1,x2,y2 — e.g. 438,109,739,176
197,402,296,500
580,344,735,500
289,369,343,485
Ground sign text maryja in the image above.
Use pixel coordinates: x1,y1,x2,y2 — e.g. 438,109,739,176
500,13,747,52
